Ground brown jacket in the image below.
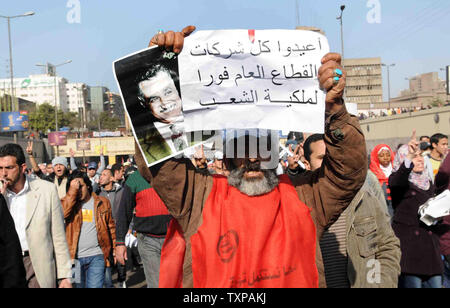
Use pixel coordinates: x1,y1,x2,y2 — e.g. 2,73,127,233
61,190,116,267
139,105,367,287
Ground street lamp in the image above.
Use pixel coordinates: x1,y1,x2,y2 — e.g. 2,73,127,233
382,63,395,110
0,11,35,112
36,60,72,131
0,11,35,143
36,60,72,156
441,67,449,104
337,5,345,61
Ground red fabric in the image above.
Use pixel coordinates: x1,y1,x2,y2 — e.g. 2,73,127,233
159,219,185,288
192,174,318,288
135,188,170,218
370,144,394,188
158,175,318,288
248,29,255,43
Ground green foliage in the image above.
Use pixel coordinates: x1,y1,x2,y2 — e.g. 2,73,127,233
87,111,121,131
28,103,82,132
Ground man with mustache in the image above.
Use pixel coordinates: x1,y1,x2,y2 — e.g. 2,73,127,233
0,143,72,288
117,26,367,288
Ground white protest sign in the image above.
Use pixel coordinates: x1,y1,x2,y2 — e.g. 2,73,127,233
179,29,330,133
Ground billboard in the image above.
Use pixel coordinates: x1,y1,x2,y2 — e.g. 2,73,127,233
48,132,68,146
0,111,29,132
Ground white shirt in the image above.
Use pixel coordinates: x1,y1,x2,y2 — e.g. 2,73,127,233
5,177,30,252
154,116,188,153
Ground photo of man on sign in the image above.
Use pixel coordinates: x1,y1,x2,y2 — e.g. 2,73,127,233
114,47,194,166
136,62,188,152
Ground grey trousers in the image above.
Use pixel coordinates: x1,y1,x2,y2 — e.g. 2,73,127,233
137,233,165,288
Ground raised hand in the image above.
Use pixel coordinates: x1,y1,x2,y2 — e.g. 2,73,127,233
318,53,346,112
69,178,81,192
148,26,196,54
26,140,33,156
287,144,304,170
407,129,420,160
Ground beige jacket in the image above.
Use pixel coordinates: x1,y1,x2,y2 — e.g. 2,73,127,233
25,176,72,287
345,171,401,288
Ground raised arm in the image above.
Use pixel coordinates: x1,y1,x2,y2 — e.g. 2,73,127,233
135,142,212,231
134,26,214,230
69,148,78,171
293,53,367,231
96,147,105,175
26,140,41,174
61,178,81,220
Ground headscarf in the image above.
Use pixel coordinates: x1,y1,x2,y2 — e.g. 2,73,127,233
370,144,394,186
393,144,431,191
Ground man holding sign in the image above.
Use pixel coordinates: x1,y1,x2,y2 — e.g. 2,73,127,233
119,26,366,288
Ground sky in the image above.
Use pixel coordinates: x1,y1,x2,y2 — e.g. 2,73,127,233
0,0,449,101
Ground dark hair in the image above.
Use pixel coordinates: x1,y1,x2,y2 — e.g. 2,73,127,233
419,136,430,141
136,63,180,110
111,163,123,176
287,132,304,143
0,143,26,166
67,170,93,195
430,133,448,147
303,134,324,163
102,168,113,176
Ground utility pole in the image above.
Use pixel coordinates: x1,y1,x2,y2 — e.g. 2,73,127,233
382,63,395,110
337,5,346,61
36,60,72,156
0,11,35,143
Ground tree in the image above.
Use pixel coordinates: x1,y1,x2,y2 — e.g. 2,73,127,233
87,111,121,131
28,103,82,133
100,111,121,130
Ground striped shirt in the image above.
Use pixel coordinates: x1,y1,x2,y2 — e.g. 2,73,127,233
320,209,349,288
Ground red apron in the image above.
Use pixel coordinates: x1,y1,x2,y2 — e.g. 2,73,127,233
159,174,318,288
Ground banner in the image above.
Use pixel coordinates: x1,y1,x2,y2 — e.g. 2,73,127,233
76,139,91,151
48,131,68,146
93,131,121,137
178,30,330,133
0,111,29,132
57,136,135,157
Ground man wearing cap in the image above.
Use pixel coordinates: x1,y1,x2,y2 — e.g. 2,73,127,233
118,27,367,288
26,140,70,199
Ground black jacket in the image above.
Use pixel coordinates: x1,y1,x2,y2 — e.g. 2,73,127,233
0,195,27,288
389,162,443,276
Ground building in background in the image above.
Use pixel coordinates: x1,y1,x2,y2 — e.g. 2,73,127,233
343,57,383,108
89,86,109,115
391,72,448,107
0,94,36,113
66,82,90,129
104,91,126,126
0,74,70,111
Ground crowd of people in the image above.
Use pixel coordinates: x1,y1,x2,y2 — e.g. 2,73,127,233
0,26,449,289
357,104,449,121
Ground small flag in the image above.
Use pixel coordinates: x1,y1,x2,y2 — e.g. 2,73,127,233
248,29,255,43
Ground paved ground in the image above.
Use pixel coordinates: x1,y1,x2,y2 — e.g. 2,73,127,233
111,265,147,288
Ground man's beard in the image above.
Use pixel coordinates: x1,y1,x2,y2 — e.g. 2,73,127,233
227,161,279,196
